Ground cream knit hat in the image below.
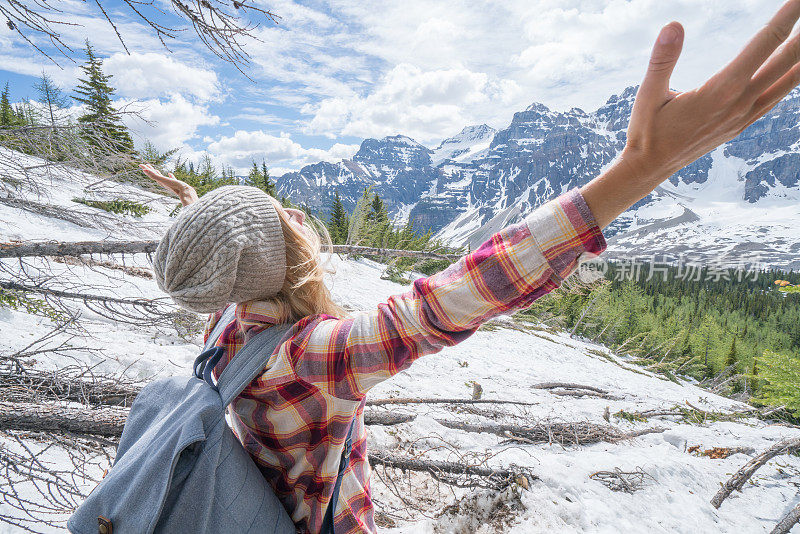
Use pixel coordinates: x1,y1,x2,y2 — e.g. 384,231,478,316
152,186,286,313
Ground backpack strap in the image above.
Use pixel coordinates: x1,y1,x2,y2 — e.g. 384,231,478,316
203,304,237,351
319,418,356,534
215,322,295,408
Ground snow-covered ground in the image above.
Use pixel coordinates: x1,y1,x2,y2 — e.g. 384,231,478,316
2,153,799,533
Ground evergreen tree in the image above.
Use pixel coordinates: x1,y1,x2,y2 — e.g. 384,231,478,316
1,82,15,126
328,190,349,244
261,161,274,195
757,350,800,416
73,40,134,153
368,192,388,224
244,160,276,196
725,337,738,369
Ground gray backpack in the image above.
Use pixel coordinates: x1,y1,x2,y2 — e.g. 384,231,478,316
68,305,354,534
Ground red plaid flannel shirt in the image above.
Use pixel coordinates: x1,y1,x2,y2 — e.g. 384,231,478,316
204,188,606,533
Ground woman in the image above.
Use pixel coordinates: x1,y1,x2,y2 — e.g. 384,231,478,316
141,5,800,532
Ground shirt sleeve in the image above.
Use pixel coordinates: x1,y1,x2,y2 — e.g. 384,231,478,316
285,188,607,400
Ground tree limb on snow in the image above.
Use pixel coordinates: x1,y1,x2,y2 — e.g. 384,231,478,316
711,437,800,509
771,501,800,534
368,450,535,490
0,240,463,261
0,401,128,437
435,419,665,446
532,382,609,394
366,397,539,407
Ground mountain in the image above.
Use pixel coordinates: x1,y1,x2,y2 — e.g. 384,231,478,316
276,87,800,270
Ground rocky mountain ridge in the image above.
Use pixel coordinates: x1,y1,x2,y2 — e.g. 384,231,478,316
276,86,800,269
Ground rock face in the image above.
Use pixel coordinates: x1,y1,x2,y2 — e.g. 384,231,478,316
276,86,800,269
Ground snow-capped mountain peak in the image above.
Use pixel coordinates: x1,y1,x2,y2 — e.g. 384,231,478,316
430,124,496,166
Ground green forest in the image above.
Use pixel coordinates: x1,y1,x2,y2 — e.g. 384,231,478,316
517,262,800,417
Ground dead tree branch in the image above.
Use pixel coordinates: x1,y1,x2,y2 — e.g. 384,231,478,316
711,437,800,509
435,419,665,446
368,450,534,491
533,382,619,400
0,239,462,261
366,398,539,407
590,468,654,493
771,501,800,534
0,364,142,406
0,0,280,71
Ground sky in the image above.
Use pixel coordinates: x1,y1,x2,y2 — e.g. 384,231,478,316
0,0,792,176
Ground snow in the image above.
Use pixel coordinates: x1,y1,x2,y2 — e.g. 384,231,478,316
2,152,800,533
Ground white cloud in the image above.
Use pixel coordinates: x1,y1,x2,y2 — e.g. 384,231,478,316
119,94,220,152
104,53,220,101
202,129,360,173
254,0,791,145
303,64,494,143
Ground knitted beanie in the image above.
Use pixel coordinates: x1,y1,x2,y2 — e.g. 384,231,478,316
152,186,286,313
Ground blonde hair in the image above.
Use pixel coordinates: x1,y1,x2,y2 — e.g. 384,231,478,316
263,197,347,323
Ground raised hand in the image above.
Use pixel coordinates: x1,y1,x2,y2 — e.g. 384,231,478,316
139,164,199,206
582,0,800,228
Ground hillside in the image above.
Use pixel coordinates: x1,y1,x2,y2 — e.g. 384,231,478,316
1,153,799,533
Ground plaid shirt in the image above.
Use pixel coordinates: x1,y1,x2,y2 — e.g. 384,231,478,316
204,188,606,533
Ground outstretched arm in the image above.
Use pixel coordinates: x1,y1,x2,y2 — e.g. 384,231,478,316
295,1,800,400
584,1,800,227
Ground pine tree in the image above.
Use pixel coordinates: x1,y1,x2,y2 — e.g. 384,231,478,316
725,337,738,369
328,190,349,244
261,161,275,196
1,82,15,126
368,192,388,224
34,72,69,127
73,40,134,153
244,160,276,196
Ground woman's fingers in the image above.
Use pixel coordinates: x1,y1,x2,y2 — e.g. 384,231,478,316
749,30,800,96
750,60,800,121
635,22,685,115
719,0,800,83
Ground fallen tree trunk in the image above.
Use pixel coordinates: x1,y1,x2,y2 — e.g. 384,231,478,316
0,401,415,437
0,240,462,261
711,437,800,509
0,401,127,437
771,501,800,534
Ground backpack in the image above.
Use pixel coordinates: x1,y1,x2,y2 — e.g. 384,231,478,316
68,305,355,534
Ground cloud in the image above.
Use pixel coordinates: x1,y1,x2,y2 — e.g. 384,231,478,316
104,53,220,101
118,94,220,152
303,63,497,143
202,129,360,173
